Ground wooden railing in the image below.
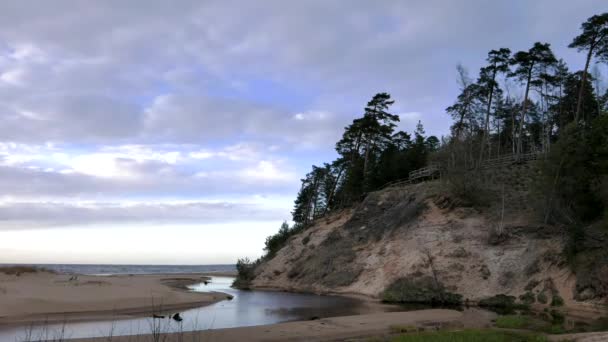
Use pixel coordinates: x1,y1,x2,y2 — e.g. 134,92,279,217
380,152,542,191
480,152,540,169
379,164,441,190
409,164,440,181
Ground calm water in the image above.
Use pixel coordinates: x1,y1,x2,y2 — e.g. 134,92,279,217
0,263,236,275
0,276,397,341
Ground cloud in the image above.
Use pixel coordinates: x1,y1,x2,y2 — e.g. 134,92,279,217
0,143,300,199
0,0,603,248
0,200,285,230
0,0,601,146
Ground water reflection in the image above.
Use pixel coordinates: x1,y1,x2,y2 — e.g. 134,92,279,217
0,276,391,341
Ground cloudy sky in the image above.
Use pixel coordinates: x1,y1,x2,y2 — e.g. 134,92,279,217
0,0,605,265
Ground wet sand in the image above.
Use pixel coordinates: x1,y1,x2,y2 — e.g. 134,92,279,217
0,271,227,325
68,309,472,341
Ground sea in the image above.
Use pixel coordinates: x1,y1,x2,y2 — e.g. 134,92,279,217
0,263,235,275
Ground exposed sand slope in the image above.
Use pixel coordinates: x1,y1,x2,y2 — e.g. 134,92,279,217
69,309,474,342
252,181,606,315
0,272,225,324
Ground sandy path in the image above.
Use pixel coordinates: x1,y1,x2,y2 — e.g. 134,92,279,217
0,272,227,325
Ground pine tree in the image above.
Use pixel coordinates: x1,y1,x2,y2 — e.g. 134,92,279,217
478,48,511,164
568,13,608,122
509,42,557,157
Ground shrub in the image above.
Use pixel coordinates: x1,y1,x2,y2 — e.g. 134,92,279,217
550,295,564,307
537,292,548,304
381,276,462,305
263,221,304,259
519,292,536,305
232,257,259,289
478,294,516,308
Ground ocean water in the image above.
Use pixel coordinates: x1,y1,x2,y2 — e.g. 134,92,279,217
0,263,235,275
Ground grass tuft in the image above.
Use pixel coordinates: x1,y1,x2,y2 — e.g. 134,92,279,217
390,329,547,342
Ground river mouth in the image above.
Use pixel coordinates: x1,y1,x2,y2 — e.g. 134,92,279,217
1,276,604,340
0,276,404,341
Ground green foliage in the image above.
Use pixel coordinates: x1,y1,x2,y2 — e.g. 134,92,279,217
568,13,608,61
539,116,608,257
391,329,547,342
232,257,259,289
263,221,300,259
496,314,565,335
556,71,600,129
519,292,536,305
537,292,548,304
478,295,514,308
292,93,438,226
381,277,462,305
550,295,564,307
495,315,528,329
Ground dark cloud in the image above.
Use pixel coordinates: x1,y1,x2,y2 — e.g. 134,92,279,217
0,0,602,144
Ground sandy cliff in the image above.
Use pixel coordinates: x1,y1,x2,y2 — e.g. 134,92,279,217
252,178,606,313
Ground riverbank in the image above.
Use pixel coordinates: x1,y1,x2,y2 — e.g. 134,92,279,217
60,308,608,342
0,269,228,325
66,309,481,341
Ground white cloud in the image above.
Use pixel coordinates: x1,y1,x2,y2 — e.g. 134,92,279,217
0,0,602,262
237,160,296,183
0,200,287,229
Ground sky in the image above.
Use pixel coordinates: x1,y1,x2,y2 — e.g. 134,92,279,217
0,0,606,265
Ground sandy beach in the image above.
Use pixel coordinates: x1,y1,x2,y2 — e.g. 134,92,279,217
0,270,228,325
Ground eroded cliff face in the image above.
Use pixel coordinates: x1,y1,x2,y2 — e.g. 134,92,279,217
252,181,592,309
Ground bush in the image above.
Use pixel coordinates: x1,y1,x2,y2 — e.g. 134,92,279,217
381,276,462,305
550,295,564,307
232,257,259,289
519,292,536,305
263,221,303,259
478,294,517,308
537,292,548,304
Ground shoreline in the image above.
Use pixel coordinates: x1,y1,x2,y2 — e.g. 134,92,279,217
0,271,231,326
66,309,483,342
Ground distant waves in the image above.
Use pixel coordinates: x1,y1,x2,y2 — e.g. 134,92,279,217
0,263,236,275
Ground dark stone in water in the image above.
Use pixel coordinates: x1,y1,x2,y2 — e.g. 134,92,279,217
172,313,183,322
152,314,165,319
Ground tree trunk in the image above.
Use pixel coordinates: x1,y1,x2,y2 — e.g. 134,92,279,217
456,101,470,138
517,70,533,159
575,47,593,123
511,109,516,155
496,115,501,158
478,71,496,166
324,166,344,214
